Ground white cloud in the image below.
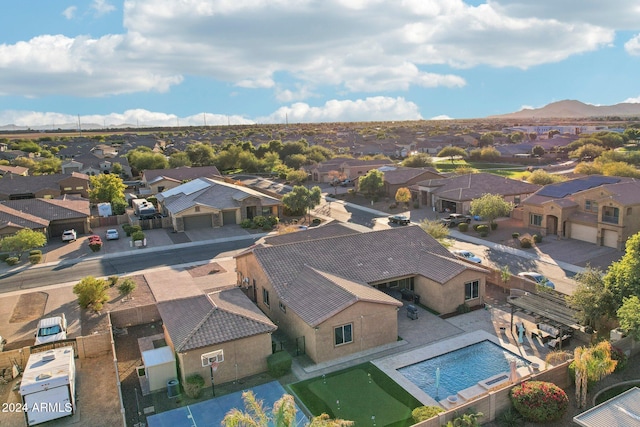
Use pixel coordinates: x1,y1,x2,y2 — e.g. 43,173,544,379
622,96,640,103
625,34,640,55
257,96,423,123
91,0,116,16
275,85,317,103
62,6,77,20
429,115,453,120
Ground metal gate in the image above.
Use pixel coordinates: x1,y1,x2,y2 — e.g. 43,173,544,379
295,336,305,356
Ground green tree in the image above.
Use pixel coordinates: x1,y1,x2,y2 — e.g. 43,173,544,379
169,152,192,168
419,219,450,246
111,162,123,176
510,132,524,143
0,229,47,256
358,169,384,198
566,266,615,330
262,152,283,173
479,146,500,161
89,174,127,203
526,169,566,185
469,193,514,230
437,146,467,163
395,187,411,207
531,145,545,157
35,157,62,174
402,153,433,168
73,276,109,312
479,133,495,147
603,232,640,310
601,161,640,178
286,169,308,185
127,147,169,172
617,296,640,341
222,391,353,427
186,142,216,166
282,185,322,223
283,153,308,170
573,341,617,408
569,144,606,160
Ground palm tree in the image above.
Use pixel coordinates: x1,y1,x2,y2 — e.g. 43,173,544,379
574,341,617,408
222,391,353,427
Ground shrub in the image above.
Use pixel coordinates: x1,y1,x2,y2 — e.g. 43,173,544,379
184,374,205,399
444,411,483,427
458,223,469,232
490,222,498,230
0,253,10,262
611,347,628,372
512,232,520,238
479,231,488,237
117,278,137,297
28,253,42,264
6,257,19,266
496,407,524,427
568,361,596,390
533,234,543,243
73,276,109,312
89,240,103,252
389,203,397,209
267,215,279,226
240,219,253,228
312,218,322,225
108,275,119,287
473,224,482,231
476,225,489,234
267,351,292,377
456,303,471,314
131,231,145,242
252,215,267,228
29,249,42,256
510,381,568,423
129,225,142,235
520,238,532,248
122,223,133,235
411,406,444,423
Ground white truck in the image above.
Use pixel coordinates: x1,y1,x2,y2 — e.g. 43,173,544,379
34,314,67,346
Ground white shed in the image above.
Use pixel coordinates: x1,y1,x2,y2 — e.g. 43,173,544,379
97,202,113,217
19,347,76,426
142,346,177,392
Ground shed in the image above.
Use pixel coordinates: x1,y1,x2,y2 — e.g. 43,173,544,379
97,202,112,217
19,347,76,426
142,346,177,392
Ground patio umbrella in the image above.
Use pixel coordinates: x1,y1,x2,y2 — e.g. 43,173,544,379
509,360,518,383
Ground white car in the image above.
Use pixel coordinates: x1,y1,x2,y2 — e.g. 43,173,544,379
34,314,68,345
518,272,555,289
105,229,119,240
452,250,482,263
61,229,77,242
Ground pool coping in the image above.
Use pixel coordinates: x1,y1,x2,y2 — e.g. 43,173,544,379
372,330,545,408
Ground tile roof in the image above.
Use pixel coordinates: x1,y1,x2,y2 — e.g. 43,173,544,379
157,288,276,352
0,165,29,175
598,180,640,205
263,222,361,246
1,197,90,220
0,173,88,195
0,204,49,228
143,166,221,183
417,173,541,201
377,166,441,185
157,178,281,215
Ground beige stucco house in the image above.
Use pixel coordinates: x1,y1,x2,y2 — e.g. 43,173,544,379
141,166,221,195
521,176,640,250
306,158,390,183
156,289,277,388
235,226,488,364
156,177,283,231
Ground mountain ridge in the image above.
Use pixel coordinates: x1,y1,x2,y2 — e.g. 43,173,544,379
489,100,640,119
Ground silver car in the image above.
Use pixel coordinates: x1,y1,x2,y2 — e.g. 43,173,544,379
518,272,555,289
452,250,482,263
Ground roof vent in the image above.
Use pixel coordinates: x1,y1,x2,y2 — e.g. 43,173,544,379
36,373,52,381
42,351,56,362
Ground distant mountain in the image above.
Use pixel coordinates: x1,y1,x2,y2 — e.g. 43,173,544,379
489,100,640,119
0,122,136,131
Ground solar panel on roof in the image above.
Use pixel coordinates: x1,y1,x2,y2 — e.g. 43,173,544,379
537,176,620,198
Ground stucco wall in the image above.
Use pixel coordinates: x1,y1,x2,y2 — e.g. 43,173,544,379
415,269,486,315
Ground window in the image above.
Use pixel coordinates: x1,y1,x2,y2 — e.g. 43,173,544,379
465,280,480,301
585,200,598,213
158,186,165,192
529,213,542,227
195,206,200,212
75,186,84,190
627,207,632,216
261,207,272,216
279,302,286,313
334,324,353,346
514,196,521,205
602,206,619,224
262,288,270,307
64,187,72,191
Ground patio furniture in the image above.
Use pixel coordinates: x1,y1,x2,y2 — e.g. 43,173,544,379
407,305,418,320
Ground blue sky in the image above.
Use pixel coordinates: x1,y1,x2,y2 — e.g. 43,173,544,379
1,0,640,128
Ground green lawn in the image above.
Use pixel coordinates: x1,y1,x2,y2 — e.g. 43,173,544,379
288,363,422,427
434,160,530,179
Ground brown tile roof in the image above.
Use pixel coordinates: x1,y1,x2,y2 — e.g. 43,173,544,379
0,165,28,175
378,166,441,185
0,204,49,228
0,173,88,195
598,180,640,205
143,166,221,184
263,222,361,246
418,173,541,201
157,288,276,352
1,197,90,220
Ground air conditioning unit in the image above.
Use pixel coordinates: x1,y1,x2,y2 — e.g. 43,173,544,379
201,349,224,367
610,328,625,342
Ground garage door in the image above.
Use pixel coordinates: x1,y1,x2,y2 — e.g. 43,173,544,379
603,229,618,248
570,223,597,244
222,210,237,225
49,221,86,237
183,214,212,230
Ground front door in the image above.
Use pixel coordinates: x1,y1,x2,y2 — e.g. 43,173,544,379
546,215,558,235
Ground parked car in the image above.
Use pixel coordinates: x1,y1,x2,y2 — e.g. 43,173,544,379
518,272,555,289
105,229,119,240
439,214,472,227
388,215,411,225
452,250,482,263
34,314,67,345
340,179,355,187
61,229,77,242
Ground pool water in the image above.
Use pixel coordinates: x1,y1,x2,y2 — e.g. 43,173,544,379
397,340,529,399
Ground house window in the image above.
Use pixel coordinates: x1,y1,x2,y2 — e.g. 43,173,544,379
195,206,200,212
262,288,270,307
585,200,598,213
627,207,632,216
64,187,72,191
465,280,480,301
158,186,165,192
602,206,619,224
262,207,272,216
279,302,286,313
75,186,84,190
529,213,542,227
514,196,521,205
334,324,353,346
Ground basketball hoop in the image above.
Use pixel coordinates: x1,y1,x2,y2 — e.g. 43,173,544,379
210,361,219,372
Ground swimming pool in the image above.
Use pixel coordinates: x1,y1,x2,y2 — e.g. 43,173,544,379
397,340,529,399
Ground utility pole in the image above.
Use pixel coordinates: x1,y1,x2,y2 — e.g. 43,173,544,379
78,114,82,136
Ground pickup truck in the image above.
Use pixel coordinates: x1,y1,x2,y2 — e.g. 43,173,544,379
439,214,472,227
61,229,77,242
34,314,68,345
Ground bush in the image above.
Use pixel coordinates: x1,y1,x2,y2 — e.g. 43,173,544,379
512,232,520,238
252,215,268,228
117,278,137,297
520,238,532,248
611,346,628,372
73,276,109,312
456,303,471,314
129,225,142,235
476,225,489,234
267,215,279,226
490,222,498,230
89,240,103,252
510,381,568,423
312,218,322,225
473,224,482,231
267,351,292,377
28,253,42,264
0,253,10,262
108,275,119,287
122,223,133,235
29,249,42,256
240,219,253,228
533,234,543,243
479,231,488,237
6,257,19,266
411,406,444,423
496,407,524,427
458,223,469,232
131,231,145,242
184,374,205,399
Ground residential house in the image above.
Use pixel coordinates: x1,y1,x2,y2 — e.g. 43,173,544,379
235,226,487,363
415,173,541,213
141,166,222,195
0,196,90,237
156,178,282,232
0,165,28,176
305,158,390,183
156,288,277,388
60,154,132,177
0,172,90,200
376,166,442,199
0,204,49,238
521,176,640,250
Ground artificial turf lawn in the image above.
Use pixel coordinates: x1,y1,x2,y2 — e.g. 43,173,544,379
288,362,422,427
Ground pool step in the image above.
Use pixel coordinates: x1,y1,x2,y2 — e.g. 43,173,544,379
457,384,487,401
